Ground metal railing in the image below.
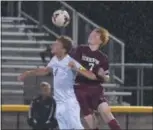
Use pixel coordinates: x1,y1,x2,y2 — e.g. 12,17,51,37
17,1,125,84
21,63,152,106
110,63,153,105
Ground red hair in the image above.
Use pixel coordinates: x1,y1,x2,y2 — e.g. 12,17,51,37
95,28,110,46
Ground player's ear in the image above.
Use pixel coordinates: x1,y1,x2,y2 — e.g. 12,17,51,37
63,48,67,54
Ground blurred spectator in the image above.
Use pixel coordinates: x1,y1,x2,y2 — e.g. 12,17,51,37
27,82,58,130
40,45,53,65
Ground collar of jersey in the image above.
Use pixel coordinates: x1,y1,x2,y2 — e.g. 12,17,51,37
55,54,69,62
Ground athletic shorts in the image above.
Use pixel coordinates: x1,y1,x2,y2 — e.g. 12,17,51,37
55,98,84,129
74,84,107,116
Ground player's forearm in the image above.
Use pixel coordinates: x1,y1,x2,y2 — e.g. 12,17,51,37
77,69,97,80
24,68,49,77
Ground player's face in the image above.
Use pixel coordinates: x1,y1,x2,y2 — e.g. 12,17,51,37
51,40,64,55
88,30,102,45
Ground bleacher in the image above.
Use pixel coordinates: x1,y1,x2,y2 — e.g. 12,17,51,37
1,13,131,104
1,17,53,103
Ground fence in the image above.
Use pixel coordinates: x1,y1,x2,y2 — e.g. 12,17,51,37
22,63,153,106
110,63,153,106
1,105,153,130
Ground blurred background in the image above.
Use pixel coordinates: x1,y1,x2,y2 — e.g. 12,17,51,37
1,1,153,130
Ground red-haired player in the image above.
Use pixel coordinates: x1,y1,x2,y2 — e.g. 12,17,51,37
71,28,122,130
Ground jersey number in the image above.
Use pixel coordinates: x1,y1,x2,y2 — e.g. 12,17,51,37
89,63,94,71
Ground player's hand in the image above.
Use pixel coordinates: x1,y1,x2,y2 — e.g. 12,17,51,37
97,68,105,78
68,61,77,71
18,72,28,81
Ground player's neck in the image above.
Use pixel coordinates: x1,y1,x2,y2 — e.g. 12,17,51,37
56,53,67,61
89,44,99,51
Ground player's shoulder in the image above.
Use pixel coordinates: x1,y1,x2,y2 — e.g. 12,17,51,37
98,50,108,59
51,55,56,60
67,54,74,61
32,95,41,102
77,44,89,50
50,55,57,62
79,44,88,48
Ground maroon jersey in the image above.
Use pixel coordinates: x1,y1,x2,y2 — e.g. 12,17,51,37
71,45,109,86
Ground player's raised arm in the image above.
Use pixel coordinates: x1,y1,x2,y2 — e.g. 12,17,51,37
18,57,55,81
18,67,51,81
68,59,97,80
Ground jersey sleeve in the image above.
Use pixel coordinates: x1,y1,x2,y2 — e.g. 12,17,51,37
71,57,86,70
100,56,109,75
94,55,109,82
47,56,55,69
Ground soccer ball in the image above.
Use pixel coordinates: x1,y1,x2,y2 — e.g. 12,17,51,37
52,9,70,27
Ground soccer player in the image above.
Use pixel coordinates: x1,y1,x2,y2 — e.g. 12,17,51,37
18,36,97,129
71,28,122,130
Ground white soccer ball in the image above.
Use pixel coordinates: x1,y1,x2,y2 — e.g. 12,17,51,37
52,10,70,27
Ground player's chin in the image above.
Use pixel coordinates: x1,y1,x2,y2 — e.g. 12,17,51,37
88,40,96,45
89,42,97,46
51,50,56,55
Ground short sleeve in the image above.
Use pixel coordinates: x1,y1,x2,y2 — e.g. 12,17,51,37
100,55,109,75
94,55,109,82
70,57,86,70
47,56,55,69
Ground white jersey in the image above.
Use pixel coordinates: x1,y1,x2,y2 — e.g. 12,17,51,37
47,54,81,103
